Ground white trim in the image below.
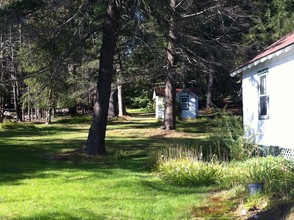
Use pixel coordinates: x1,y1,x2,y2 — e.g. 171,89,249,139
230,44,294,77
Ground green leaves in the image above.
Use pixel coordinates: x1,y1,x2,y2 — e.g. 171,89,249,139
158,158,220,186
209,111,255,160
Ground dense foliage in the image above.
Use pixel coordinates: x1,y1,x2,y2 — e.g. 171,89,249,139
157,148,294,198
1,0,293,154
1,0,292,123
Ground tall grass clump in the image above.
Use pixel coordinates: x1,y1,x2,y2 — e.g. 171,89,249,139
216,163,247,189
156,145,294,198
209,111,255,160
156,145,221,186
0,121,36,130
216,156,294,197
158,158,220,186
242,156,294,197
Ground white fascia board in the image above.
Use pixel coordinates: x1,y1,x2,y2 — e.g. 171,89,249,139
230,43,294,77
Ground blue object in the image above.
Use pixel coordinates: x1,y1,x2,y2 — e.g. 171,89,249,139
247,183,264,195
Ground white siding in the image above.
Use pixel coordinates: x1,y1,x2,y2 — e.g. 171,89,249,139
154,90,199,119
155,96,164,119
177,91,198,119
242,48,294,149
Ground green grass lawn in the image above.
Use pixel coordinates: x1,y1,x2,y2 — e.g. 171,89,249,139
0,116,213,219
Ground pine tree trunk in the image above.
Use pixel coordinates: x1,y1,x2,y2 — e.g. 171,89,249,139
0,95,3,123
36,107,40,120
164,76,176,130
21,102,25,121
108,88,118,117
28,103,31,122
46,89,53,124
12,80,22,121
83,1,119,156
0,69,4,123
163,0,177,130
117,84,125,117
206,71,214,110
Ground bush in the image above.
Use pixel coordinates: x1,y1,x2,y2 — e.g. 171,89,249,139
209,111,255,160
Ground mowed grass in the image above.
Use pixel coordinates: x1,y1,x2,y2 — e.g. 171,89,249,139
0,115,213,219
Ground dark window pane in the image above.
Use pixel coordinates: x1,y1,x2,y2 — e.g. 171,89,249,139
180,96,189,110
260,95,268,116
260,75,267,95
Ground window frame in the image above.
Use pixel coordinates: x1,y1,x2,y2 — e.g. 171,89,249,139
258,68,269,120
179,96,189,110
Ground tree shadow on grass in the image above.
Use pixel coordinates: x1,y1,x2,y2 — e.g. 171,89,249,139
177,120,213,134
107,120,162,130
0,134,210,186
0,126,87,139
0,117,212,185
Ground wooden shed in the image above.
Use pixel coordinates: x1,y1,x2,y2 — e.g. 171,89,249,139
153,88,199,120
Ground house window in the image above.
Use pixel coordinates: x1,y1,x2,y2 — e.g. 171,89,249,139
180,96,189,110
258,69,269,119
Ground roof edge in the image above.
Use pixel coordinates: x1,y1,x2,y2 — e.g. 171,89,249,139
231,43,294,77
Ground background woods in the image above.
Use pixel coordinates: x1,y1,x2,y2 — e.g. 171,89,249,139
1,0,294,155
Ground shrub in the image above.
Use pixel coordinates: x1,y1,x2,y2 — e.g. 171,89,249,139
209,111,255,160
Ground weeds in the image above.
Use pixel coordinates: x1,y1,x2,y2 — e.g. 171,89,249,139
156,145,294,199
0,121,36,130
242,156,294,197
209,111,256,160
157,158,220,186
55,115,91,124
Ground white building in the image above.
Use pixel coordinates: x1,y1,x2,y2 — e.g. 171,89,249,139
231,30,294,160
153,88,199,120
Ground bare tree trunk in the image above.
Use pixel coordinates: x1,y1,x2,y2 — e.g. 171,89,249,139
163,0,177,130
42,108,45,119
117,84,125,116
12,80,22,121
108,87,118,117
83,0,120,156
46,88,53,124
21,101,25,121
206,71,214,110
0,65,4,123
0,93,3,123
30,108,34,120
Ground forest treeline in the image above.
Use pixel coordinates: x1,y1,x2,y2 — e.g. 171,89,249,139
0,0,293,155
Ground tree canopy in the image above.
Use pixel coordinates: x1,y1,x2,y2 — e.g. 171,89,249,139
1,0,293,154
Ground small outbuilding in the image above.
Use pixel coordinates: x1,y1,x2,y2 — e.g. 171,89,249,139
153,88,199,120
231,30,294,160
